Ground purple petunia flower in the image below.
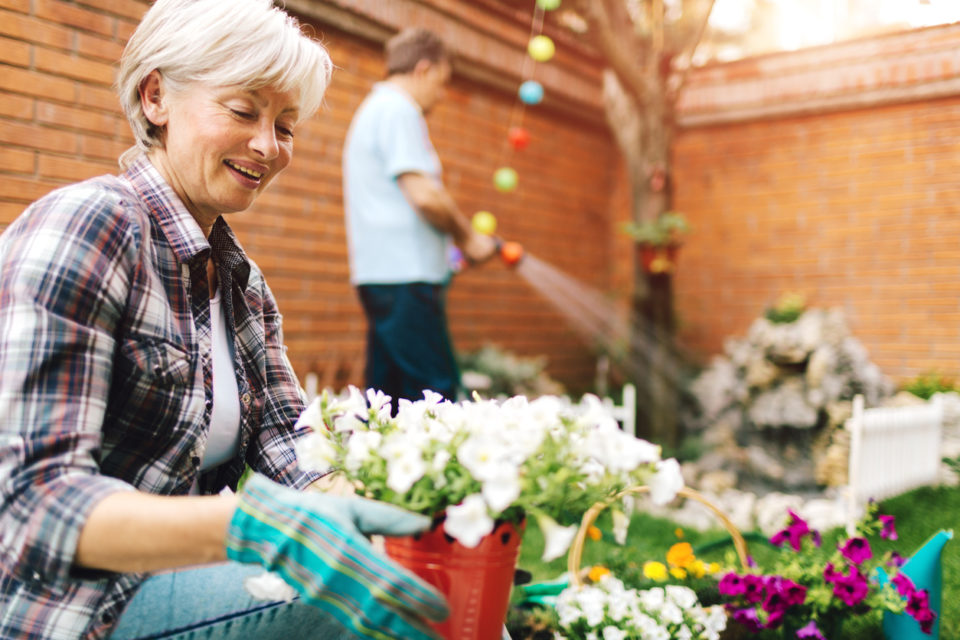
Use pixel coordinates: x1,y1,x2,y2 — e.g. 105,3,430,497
887,551,906,568
719,572,746,596
892,572,915,598
771,510,820,552
743,574,766,604
905,589,930,617
879,514,898,541
732,607,764,632
838,536,873,565
832,566,869,607
796,620,827,640
911,605,937,634
823,562,844,584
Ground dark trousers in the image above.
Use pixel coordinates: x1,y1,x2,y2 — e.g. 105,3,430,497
357,283,460,411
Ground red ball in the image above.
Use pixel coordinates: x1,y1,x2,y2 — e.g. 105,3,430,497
507,127,531,151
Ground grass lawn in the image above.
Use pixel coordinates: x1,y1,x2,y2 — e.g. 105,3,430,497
513,484,959,638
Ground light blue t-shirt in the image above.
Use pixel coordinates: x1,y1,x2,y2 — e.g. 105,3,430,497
343,82,449,285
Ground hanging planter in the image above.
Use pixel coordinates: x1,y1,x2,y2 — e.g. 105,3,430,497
622,211,690,275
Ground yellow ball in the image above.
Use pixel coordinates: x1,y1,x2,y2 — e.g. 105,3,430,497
536,0,561,10
472,211,497,235
528,35,555,63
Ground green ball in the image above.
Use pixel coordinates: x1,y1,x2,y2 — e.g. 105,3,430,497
472,211,497,235
528,35,555,62
493,167,518,193
536,0,561,10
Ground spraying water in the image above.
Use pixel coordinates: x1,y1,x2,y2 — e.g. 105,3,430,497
511,251,691,398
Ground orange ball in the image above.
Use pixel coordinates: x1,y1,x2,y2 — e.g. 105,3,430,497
500,241,524,266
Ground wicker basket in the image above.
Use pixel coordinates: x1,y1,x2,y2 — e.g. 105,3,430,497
567,486,751,586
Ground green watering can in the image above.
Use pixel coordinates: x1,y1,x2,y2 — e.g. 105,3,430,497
876,529,953,640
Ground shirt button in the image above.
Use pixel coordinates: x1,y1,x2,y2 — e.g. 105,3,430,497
241,393,251,407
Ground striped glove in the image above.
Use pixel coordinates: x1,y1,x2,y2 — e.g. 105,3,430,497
226,474,448,640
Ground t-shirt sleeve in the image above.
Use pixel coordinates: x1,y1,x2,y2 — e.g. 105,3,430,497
377,100,438,180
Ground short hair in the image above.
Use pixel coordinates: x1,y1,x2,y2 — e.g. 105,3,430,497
117,0,333,167
385,28,449,76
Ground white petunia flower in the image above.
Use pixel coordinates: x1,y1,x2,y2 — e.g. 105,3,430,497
602,626,627,640
444,494,494,548
331,385,368,432
481,465,521,512
294,397,324,430
665,585,697,609
457,434,509,481
365,388,392,422
344,430,382,472
294,432,337,472
381,438,425,494
611,507,630,545
660,601,683,625
537,513,578,562
648,458,684,505
244,571,297,601
676,625,693,640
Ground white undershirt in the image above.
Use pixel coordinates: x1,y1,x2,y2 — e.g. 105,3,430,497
202,289,241,470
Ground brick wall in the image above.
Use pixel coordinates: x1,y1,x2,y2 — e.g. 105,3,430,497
0,0,623,392
673,23,960,381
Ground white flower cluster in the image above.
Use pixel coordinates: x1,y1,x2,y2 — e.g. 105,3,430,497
295,387,684,556
555,577,726,640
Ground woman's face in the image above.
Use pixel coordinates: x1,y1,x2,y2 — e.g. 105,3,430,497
144,76,299,230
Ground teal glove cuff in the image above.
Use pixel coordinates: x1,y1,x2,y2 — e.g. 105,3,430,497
226,474,448,640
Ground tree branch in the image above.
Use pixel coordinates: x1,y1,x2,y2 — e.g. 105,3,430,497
667,0,716,103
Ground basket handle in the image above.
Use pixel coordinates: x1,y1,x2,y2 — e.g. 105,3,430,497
567,486,750,587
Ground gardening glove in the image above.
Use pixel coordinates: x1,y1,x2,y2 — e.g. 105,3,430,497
226,474,449,640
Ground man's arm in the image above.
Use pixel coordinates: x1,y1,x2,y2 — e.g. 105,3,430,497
397,172,496,263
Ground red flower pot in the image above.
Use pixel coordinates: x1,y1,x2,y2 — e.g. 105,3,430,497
638,243,681,274
384,520,524,640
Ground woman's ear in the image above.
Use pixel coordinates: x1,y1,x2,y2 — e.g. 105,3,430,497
139,70,168,127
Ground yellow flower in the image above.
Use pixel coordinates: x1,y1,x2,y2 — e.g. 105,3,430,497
670,566,688,579
708,562,721,574
689,559,707,578
588,565,611,582
674,527,684,539
666,542,695,569
587,525,602,542
643,561,668,581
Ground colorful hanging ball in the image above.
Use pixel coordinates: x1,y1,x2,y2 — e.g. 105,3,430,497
493,167,518,192
528,35,555,62
471,210,497,235
507,127,531,151
536,0,561,10
518,80,544,105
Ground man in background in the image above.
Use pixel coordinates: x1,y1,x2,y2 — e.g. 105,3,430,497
343,27,496,407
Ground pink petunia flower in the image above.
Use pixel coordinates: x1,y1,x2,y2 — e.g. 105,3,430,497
832,566,869,607
719,572,746,597
732,607,764,632
891,572,915,598
887,551,906,568
771,510,820,552
838,536,873,565
796,620,827,640
879,514,898,541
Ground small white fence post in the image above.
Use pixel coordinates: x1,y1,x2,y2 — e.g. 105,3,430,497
845,393,943,533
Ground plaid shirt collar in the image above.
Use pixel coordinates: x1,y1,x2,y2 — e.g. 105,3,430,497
122,155,251,290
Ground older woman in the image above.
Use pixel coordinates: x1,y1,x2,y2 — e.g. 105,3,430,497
0,1,447,639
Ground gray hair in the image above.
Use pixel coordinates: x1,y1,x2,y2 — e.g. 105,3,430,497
117,0,332,168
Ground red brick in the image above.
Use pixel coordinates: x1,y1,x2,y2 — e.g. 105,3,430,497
76,32,124,63
38,153,113,181
0,10,73,49
79,134,128,162
37,101,118,136
0,66,75,102
0,92,33,119
0,174,63,203
35,47,115,85
35,0,113,37
75,84,121,113
0,146,33,173
0,120,77,153
0,0,28,11
0,36,30,67
75,0,148,22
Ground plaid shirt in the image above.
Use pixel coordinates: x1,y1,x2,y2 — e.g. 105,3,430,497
0,156,320,640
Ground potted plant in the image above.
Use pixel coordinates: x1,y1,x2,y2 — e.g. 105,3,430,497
622,211,690,274
293,387,685,640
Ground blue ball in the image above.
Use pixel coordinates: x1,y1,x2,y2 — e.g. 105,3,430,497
518,80,544,105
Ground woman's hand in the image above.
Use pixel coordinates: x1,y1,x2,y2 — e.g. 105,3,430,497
226,474,449,640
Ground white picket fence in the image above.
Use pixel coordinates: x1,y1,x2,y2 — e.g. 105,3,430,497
845,393,943,530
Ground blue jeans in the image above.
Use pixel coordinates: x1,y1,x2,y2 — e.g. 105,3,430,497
357,283,460,409
109,562,353,640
